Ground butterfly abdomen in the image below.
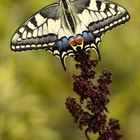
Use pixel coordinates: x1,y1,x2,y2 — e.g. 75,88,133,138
61,0,77,33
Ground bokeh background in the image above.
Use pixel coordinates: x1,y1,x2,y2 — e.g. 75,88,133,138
0,0,139,140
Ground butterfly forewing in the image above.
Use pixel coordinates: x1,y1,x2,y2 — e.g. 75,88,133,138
71,0,130,34
11,3,61,52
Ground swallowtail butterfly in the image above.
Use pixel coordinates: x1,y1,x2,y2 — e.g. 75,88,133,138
11,0,130,70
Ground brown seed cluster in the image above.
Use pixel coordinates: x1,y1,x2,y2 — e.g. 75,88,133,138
65,50,122,140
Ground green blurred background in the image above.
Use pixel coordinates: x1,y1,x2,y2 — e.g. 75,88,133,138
0,0,139,140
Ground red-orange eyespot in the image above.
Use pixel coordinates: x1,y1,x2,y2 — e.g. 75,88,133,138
70,39,77,47
75,37,83,45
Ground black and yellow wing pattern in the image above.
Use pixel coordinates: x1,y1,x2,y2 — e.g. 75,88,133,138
11,0,130,70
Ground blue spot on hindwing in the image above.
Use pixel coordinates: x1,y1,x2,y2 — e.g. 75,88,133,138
83,31,90,42
56,40,63,51
62,37,69,49
69,36,75,42
76,34,82,38
88,32,94,41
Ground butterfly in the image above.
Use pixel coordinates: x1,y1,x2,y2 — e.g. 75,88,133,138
10,0,130,70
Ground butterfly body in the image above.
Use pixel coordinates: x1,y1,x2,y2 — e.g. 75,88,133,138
11,0,130,70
